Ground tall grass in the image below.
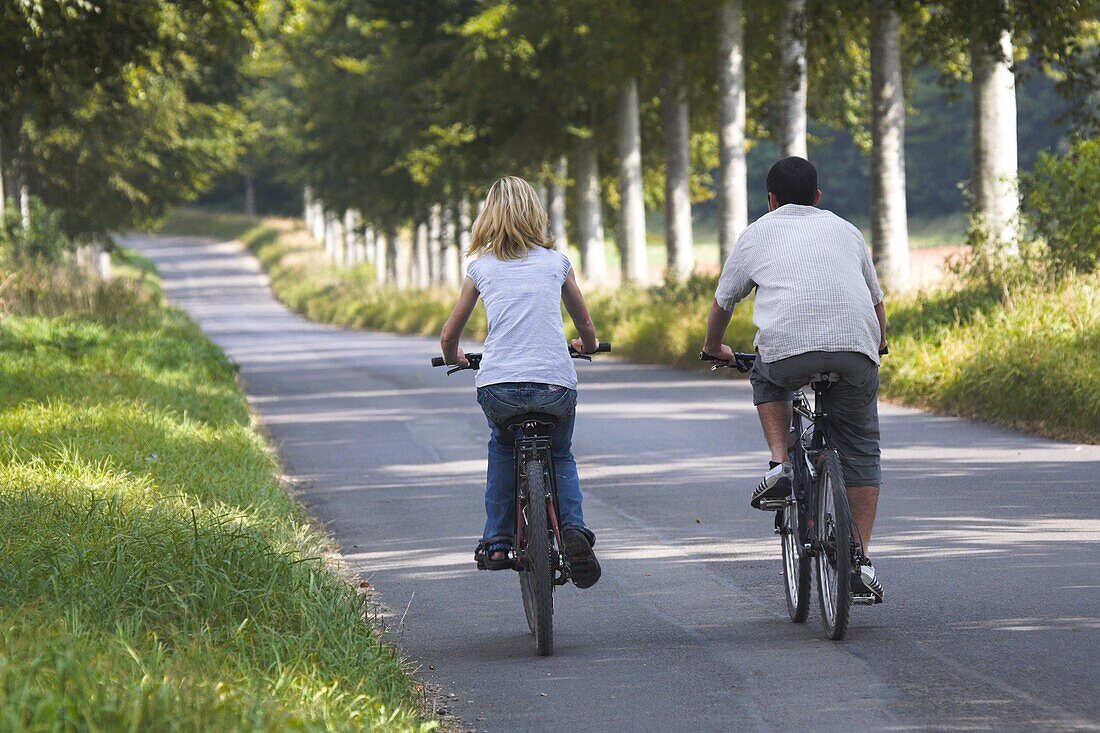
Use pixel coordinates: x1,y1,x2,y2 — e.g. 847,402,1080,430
0,261,433,731
161,212,1100,444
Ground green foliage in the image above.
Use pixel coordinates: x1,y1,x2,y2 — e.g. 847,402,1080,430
0,263,432,731
0,195,74,266
1023,137,1100,274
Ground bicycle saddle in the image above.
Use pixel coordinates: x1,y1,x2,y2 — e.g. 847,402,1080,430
809,372,842,390
503,412,559,434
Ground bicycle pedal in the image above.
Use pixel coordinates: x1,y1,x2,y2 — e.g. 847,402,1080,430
851,593,876,605
757,499,788,511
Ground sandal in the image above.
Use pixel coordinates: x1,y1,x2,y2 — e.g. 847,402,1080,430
474,538,513,571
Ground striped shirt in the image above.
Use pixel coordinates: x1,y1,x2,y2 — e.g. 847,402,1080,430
714,204,884,364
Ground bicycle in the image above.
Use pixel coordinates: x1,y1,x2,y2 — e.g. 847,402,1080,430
700,351,875,640
431,341,611,656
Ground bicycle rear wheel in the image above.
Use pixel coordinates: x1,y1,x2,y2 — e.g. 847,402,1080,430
815,450,852,640
780,492,811,623
517,457,554,656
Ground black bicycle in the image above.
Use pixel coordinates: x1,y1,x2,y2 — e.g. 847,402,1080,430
701,351,874,640
431,341,610,655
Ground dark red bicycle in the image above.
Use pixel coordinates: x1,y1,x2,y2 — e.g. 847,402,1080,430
431,342,610,655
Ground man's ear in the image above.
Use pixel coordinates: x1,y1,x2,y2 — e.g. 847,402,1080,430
812,189,822,206
767,192,779,211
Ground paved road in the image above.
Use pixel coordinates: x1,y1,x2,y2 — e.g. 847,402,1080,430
130,234,1100,733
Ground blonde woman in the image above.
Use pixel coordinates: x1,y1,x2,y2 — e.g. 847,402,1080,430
439,176,602,588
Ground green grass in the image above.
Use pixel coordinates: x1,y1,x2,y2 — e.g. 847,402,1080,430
0,263,434,731
165,210,1099,444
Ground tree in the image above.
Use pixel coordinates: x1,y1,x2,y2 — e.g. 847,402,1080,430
716,0,748,264
870,2,910,289
779,0,808,158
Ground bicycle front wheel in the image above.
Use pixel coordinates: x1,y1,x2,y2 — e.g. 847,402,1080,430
815,450,852,640
517,457,554,656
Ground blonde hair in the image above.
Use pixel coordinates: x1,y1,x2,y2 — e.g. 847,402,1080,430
466,176,554,260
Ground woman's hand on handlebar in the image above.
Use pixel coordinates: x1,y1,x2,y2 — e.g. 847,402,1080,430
570,338,596,355
446,347,469,368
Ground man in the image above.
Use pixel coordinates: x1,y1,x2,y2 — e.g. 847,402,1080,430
702,156,888,602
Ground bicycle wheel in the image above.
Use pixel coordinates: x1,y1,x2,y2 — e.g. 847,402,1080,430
815,450,852,640
517,457,554,656
780,487,811,623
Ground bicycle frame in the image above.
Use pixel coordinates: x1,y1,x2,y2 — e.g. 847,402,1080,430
790,384,832,558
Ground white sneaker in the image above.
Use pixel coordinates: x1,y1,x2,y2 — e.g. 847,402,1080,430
852,560,884,603
751,462,792,510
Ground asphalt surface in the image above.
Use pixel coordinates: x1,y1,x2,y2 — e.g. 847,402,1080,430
129,234,1100,733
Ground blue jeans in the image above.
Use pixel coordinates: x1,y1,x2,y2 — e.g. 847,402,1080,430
476,383,586,543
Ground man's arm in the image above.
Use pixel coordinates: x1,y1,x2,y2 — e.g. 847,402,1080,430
875,300,888,353
702,299,737,362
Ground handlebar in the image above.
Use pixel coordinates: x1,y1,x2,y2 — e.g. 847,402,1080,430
699,350,756,373
432,342,611,375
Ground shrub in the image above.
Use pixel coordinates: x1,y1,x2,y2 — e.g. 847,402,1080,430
1023,137,1100,274
1,196,76,266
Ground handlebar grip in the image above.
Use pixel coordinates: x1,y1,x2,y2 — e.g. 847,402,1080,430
698,351,721,361
596,342,611,353
431,357,445,367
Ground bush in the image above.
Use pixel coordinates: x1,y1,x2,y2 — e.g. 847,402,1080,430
0,196,77,266
1023,137,1100,274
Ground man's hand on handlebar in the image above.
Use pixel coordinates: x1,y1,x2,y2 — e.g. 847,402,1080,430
701,343,736,364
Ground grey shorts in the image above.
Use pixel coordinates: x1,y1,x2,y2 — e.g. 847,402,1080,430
750,351,881,487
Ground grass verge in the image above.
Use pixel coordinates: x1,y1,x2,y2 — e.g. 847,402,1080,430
0,259,434,731
158,211,1100,444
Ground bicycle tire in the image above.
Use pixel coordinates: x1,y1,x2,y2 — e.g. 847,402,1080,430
780,491,811,623
518,457,554,656
815,450,852,640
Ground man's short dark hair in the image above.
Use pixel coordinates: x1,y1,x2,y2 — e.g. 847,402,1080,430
766,157,818,206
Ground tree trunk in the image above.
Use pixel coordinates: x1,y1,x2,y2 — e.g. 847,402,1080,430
779,0,808,158
970,28,1019,251
19,178,30,231
414,220,430,289
429,203,443,285
458,196,472,279
663,55,694,280
442,202,461,288
616,78,648,285
870,5,910,291
575,136,607,285
244,175,256,216
364,226,376,266
549,156,569,252
387,225,402,288
0,136,7,219
717,0,748,264
343,209,359,267
375,228,388,285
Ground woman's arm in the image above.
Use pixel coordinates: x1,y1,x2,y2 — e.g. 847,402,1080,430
561,269,599,353
440,277,479,366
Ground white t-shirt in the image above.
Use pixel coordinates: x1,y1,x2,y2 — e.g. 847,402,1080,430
714,204,884,364
466,246,578,389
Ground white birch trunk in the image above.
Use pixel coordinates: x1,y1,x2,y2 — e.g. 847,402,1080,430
616,78,648,284
414,220,430,289
458,197,472,278
429,203,443,286
717,0,748,264
374,229,388,285
870,5,910,290
970,28,1019,251
549,156,569,252
387,225,403,288
575,136,607,285
442,203,461,288
779,0,808,158
663,55,694,280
